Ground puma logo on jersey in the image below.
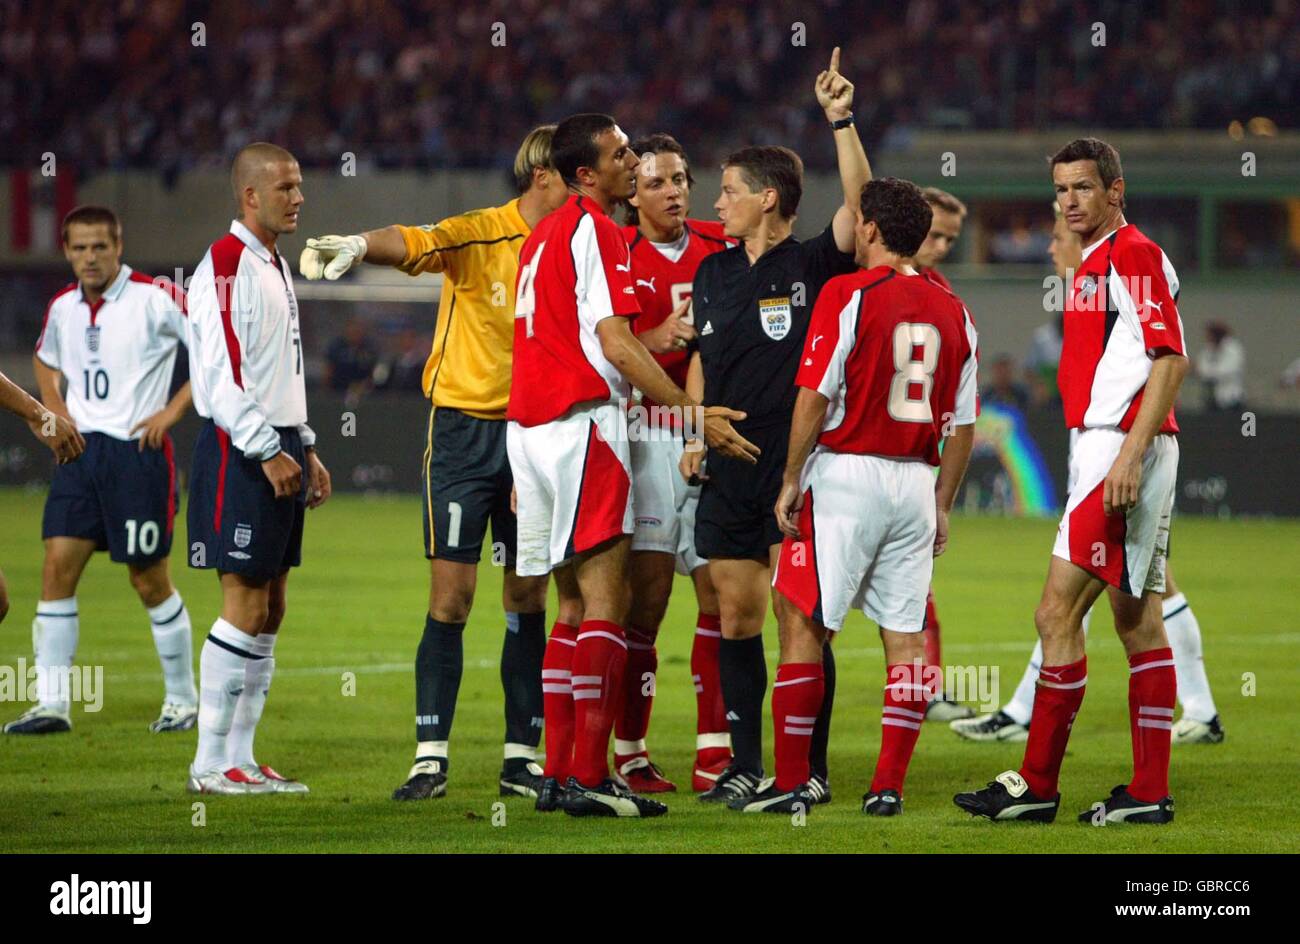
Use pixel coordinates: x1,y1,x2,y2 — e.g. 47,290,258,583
701,320,714,336
616,262,631,272
1139,300,1163,313
811,334,825,350
636,277,657,292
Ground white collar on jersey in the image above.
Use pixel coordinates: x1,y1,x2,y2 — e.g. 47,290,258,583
76,263,133,305
1082,222,1128,263
229,219,281,266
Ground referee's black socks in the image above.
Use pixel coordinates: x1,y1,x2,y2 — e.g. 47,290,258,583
501,610,546,773
720,634,768,775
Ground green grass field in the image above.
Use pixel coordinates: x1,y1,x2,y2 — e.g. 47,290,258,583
1,487,1295,853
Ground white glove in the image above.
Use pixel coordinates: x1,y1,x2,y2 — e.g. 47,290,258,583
299,234,368,280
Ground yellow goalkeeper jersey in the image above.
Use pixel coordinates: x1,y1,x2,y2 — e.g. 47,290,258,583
396,198,530,419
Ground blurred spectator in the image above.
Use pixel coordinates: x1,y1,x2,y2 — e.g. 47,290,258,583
982,354,1030,412
325,319,378,399
375,329,427,394
1281,356,1300,390
1024,314,1064,405
3,1,1296,178
1196,321,1245,411
990,216,1052,264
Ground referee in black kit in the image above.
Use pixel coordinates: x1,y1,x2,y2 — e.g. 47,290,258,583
679,47,872,805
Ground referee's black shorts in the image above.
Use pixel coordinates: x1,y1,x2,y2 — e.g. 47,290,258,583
421,406,516,566
695,420,788,560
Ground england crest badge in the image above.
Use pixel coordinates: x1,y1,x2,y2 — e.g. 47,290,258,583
85,325,101,352
233,524,253,549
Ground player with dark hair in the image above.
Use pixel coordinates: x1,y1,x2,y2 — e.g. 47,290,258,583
684,48,871,806
5,205,197,736
185,143,331,794
738,178,979,815
601,132,737,793
301,126,572,801
956,137,1189,824
509,112,755,817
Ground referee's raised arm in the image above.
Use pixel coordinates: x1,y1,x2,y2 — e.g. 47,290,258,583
818,46,872,253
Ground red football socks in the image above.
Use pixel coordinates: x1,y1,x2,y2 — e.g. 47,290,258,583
569,620,628,787
1128,647,1176,802
540,621,578,781
870,663,933,794
690,613,730,765
772,662,825,791
1018,656,1088,798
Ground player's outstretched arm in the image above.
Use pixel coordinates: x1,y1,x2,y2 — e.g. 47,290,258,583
1104,353,1189,516
816,46,871,252
1,369,83,463
775,387,830,539
596,316,758,463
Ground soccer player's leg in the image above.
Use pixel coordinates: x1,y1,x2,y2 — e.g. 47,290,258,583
923,589,973,722
395,408,494,800
1163,565,1224,744
535,563,581,811
490,421,549,796
1079,437,1178,823
615,431,681,792
615,548,677,791
687,561,732,789
107,432,197,732
186,420,306,795
6,443,101,735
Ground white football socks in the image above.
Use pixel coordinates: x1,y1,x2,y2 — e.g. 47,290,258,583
193,619,255,775
227,632,277,769
1163,593,1217,722
34,597,79,713
147,591,197,706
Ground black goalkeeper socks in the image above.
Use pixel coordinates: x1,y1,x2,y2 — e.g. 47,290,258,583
719,634,768,774
501,610,546,758
415,615,466,752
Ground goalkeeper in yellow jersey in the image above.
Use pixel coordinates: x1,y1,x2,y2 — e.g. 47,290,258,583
300,126,569,800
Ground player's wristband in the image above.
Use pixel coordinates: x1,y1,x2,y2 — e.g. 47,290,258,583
829,113,855,130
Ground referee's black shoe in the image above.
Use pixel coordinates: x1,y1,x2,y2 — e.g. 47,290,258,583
391,758,447,800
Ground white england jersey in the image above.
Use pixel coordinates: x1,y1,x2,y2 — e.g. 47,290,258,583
34,264,187,441
187,221,315,460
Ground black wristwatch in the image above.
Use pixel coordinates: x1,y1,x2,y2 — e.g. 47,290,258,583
830,113,855,130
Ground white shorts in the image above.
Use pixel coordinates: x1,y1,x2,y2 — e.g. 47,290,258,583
507,401,634,577
772,450,935,633
1053,427,1177,597
629,429,707,575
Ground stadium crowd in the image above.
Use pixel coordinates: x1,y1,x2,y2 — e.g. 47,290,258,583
4,0,1296,178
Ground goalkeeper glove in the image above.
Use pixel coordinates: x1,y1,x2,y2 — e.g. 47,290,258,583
299,234,368,280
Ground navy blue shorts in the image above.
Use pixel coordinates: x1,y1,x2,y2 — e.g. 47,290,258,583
188,419,307,582
421,406,516,565
42,431,178,565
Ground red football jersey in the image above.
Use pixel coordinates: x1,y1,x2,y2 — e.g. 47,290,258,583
1059,224,1184,433
508,194,640,427
796,265,979,466
621,219,734,398
917,265,953,293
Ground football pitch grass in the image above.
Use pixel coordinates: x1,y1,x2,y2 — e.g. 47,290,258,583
1,487,1295,854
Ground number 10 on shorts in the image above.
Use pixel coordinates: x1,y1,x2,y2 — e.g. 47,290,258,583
125,518,160,556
